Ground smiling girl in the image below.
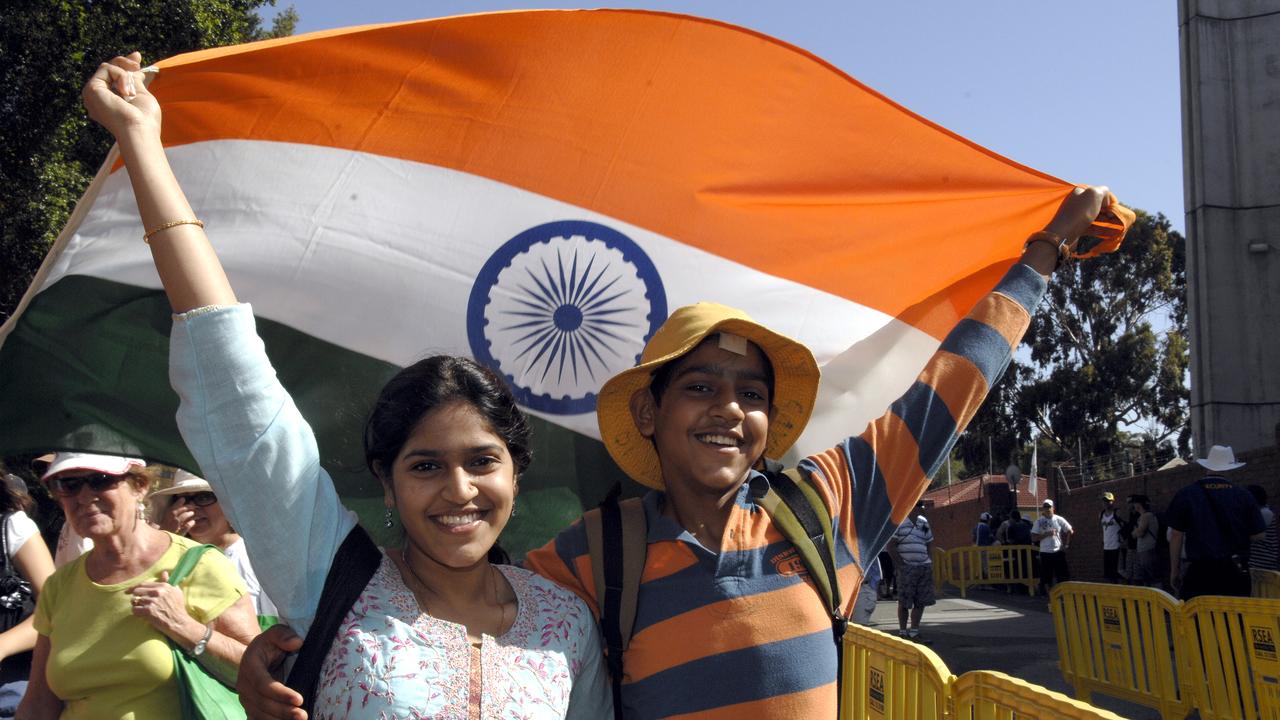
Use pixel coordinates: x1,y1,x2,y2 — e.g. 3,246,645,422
80,53,609,719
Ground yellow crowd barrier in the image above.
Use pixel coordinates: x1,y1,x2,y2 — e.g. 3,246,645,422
1049,582,1188,720
933,546,949,593
841,623,953,720
935,545,1037,597
1181,595,1280,720
840,624,1124,719
951,670,1128,720
1050,582,1280,720
1253,568,1280,599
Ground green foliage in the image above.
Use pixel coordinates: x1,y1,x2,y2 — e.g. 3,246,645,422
956,211,1189,476
0,0,297,324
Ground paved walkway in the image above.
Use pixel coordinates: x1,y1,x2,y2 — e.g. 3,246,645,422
865,587,1158,719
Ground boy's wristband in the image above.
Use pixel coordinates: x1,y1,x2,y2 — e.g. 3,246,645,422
1022,230,1070,271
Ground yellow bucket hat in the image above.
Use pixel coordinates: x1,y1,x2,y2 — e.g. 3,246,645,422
596,302,820,490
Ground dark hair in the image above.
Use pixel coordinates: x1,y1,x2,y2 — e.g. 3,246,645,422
364,356,532,478
363,356,531,565
649,335,776,404
1127,494,1151,510
0,474,32,515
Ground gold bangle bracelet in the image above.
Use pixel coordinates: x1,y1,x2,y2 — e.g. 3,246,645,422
143,219,204,244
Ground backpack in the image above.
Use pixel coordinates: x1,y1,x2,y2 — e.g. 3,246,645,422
0,514,34,635
584,467,848,720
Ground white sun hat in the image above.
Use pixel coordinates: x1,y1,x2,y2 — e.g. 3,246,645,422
148,470,213,498
1195,445,1246,472
40,452,145,481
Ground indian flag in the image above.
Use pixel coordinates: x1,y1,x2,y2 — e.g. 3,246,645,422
0,10,1087,556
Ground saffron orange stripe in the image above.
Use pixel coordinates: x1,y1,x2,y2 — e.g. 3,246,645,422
860,412,928,513
640,543,701,583
137,10,1073,335
970,292,1033,348
924,351,991,435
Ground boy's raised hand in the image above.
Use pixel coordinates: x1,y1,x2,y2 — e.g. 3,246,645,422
1044,186,1110,248
82,52,159,139
1021,185,1110,276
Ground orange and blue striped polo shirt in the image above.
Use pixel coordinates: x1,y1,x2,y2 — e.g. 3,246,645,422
525,263,1047,719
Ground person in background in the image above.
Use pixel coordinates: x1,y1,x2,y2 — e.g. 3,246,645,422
1167,445,1265,600
1127,495,1160,587
1000,509,1035,594
1246,485,1279,571
0,474,55,718
1099,491,1122,583
1119,501,1138,583
890,502,934,641
19,452,257,718
853,556,881,626
1031,499,1072,595
152,471,280,626
877,551,896,600
973,512,994,547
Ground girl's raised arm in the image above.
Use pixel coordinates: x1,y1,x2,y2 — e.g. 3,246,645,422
82,52,236,313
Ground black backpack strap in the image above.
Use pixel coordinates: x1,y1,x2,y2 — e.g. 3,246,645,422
762,467,847,719
286,525,381,715
584,483,647,720
1,514,11,576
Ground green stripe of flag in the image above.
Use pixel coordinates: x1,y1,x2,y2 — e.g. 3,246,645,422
0,275,638,557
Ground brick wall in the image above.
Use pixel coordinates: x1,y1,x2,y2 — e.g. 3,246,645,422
923,486,1015,552
925,445,1280,582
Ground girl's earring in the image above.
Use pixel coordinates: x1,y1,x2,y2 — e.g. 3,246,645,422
137,502,146,521
510,506,518,519
384,507,395,528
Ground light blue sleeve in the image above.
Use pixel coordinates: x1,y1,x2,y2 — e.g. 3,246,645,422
169,304,357,638
564,597,613,719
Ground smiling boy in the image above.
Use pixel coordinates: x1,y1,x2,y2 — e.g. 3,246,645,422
523,188,1118,717
239,188,1120,719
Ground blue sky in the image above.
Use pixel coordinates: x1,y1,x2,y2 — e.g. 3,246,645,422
268,1,1185,232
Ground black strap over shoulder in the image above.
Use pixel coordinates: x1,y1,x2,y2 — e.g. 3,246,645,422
598,482,628,720
286,524,381,715
584,482,647,720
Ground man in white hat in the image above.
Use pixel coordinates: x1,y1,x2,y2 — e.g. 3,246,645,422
1031,499,1072,595
1166,445,1266,599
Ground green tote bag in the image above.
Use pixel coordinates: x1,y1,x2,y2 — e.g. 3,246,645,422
167,544,247,720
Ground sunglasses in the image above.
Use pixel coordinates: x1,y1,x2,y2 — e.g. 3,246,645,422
173,492,218,507
48,472,125,497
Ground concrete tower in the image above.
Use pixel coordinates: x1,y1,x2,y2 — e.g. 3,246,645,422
1180,0,1280,453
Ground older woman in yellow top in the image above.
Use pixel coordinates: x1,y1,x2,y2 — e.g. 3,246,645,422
17,454,259,719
